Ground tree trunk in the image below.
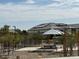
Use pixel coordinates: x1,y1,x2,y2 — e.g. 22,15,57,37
63,29,67,57
7,42,10,56
76,29,79,56
70,46,73,56
77,40,79,56
63,43,67,56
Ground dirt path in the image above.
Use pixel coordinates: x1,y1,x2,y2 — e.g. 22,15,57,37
8,51,42,59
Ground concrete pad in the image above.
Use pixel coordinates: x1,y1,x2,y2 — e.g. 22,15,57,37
15,47,41,51
42,56,79,59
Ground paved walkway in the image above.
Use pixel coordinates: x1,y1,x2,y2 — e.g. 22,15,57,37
42,56,79,59
15,47,41,51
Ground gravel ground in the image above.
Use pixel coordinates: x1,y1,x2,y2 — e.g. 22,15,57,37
0,50,78,59
6,50,78,59
8,51,42,59
0,46,78,59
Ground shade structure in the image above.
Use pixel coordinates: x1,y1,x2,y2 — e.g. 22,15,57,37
43,29,64,35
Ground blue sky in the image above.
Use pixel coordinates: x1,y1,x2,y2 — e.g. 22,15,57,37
0,0,79,30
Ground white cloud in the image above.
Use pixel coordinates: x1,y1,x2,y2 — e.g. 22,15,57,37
44,0,79,9
0,0,79,22
25,0,35,4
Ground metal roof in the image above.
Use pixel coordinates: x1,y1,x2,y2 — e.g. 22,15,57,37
43,29,64,35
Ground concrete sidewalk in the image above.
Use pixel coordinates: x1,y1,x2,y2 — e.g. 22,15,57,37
15,47,41,51
42,56,79,59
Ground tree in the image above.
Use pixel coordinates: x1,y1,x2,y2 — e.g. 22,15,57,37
0,25,10,55
76,29,79,56
63,28,68,57
0,25,24,55
68,29,76,56
24,33,46,46
67,33,76,56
